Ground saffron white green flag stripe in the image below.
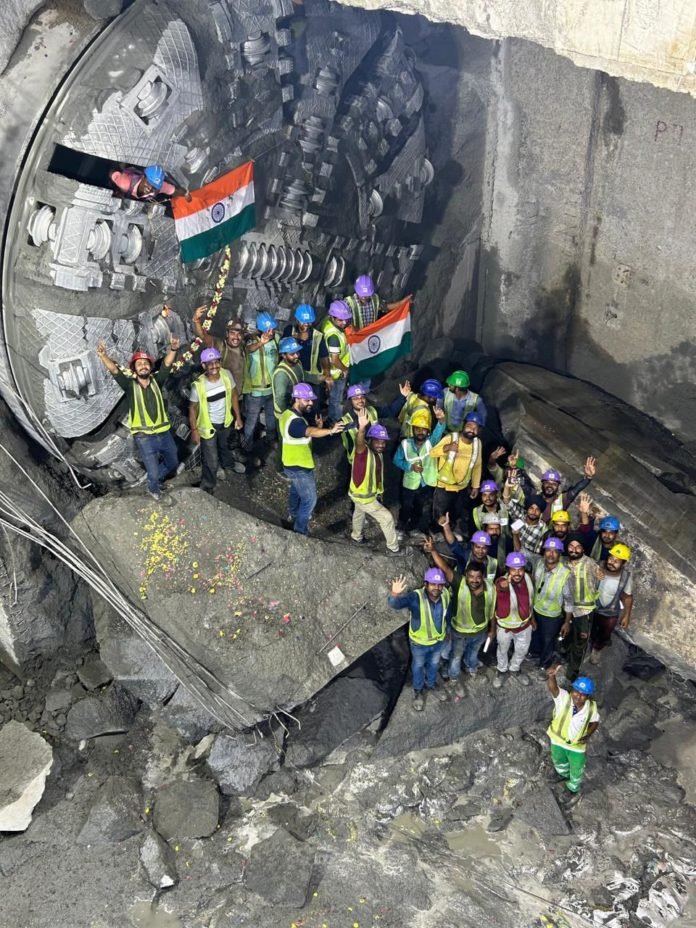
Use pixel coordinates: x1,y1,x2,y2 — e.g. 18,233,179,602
171,161,255,263
347,296,413,384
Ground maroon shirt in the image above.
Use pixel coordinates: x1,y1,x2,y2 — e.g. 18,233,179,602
495,576,532,619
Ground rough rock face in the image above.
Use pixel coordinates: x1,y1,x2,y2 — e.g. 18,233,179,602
0,721,52,831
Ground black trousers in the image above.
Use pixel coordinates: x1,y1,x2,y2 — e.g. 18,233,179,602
433,487,470,533
398,485,435,534
530,610,564,668
565,613,594,681
200,425,234,492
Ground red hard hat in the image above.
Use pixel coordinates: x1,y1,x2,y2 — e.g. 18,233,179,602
130,351,155,369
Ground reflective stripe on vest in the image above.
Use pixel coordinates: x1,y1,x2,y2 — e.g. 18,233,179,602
452,580,494,634
533,562,571,617
340,406,377,456
272,360,303,415
572,557,599,610
293,327,323,379
466,554,497,585
399,394,431,438
443,389,478,429
409,588,452,645
473,503,509,531
280,409,314,469
349,446,383,503
194,370,233,439
547,695,597,751
346,293,379,330
436,435,480,488
401,437,438,489
244,335,279,391
590,536,604,562
128,378,170,434
320,317,349,378
496,574,535,629
550,494,565,516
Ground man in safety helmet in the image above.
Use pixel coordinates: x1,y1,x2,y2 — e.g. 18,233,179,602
488,448,535,503
546,666,599,807
505,490,548,556
388,569,452,711
542,509,572,551
192,306,246,389
590,543,634,664
242,312,280,452
188,347,244,494
577,494,622,564
272,337,306,421
430,411,483,537
432,514,500,585
443,370,487,430
563,533,603,682
279,383,344,535
96,334,180,501
283,304,331,397
399,379,443,439
393,406,446,539
339,381,412,460
471,479,509,536
492,551,536,688
344,274,384,330
349,410,402,555
536,457,597,523
109,164,180,201
319,300,352,424
527,536,574,672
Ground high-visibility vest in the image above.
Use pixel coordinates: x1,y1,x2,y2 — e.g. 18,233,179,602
590,536,610,563
272,360,304,415
547,693,597,752
319,317,349,378
292,326,324,381
349,446,383,503
496,574,535,629
279,409,313,469
443,389,479,430
549,494,565,516
571,557,599,611
400,437,439,489
473,503,509,530
434,435,480,489
409,588,452,645
243,335,279,392
399,393,431,438
128,378,170,435
467,553,498,585
340,406,378,457
193,370,234,439
533,561,571,617
345,293,380,330
452,580,495,634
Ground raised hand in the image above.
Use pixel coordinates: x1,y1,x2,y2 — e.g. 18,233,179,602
193,305,207,322
508,449,519,469
391,574,408,596
584,456,597,479
96,340,108,357
434,406,445,422
422,535,434,554
576,492,592,515
489,445,506,463
437,512,450,528
357,409,369,432
399,381,412,397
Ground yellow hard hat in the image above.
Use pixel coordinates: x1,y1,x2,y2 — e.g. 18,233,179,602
609,543,631,561
551,510,571,524
410,411,432,430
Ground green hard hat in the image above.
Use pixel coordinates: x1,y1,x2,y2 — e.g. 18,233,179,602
446,370,470,389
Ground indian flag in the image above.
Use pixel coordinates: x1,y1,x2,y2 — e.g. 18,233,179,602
347,296,413,384
171,161,255,263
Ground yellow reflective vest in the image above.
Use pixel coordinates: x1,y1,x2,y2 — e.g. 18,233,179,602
452,580,495,634
547,692,597,752
319,317,349,379
193,370,234,439
409,588,452,645
128,378,170,435
349,446,383,504
279,409,313,469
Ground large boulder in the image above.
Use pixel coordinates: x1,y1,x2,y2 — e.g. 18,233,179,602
206,732,279,796
153,777,219,840
0,721,52,831
243,828,315,907
77,775,143,845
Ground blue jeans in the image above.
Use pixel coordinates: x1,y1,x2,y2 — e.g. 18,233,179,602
410,640,443,692
242,393,275,450
284,466,317,535
530,610,564,668
327,377,346,424
448,630,486,679
134,431,178,494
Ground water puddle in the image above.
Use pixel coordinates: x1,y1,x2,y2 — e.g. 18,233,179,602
444,823,501,858
390,812,429,842
128,902,182,928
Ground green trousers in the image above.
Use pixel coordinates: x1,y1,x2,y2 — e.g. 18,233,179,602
550,743,587,793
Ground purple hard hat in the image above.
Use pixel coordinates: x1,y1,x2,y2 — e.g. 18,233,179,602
543,536,565,552
347,383,369,399
200,347,221,364
328,299,352,321
354,274,375,298
291,382,317,401
480,480,498,494
542,469,562,484
471,531,491,546
506,552,527,568
367,423,389,441
424,567,447,585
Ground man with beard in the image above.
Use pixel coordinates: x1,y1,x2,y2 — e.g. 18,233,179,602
429,411,483,536
388,569,452,711
399,379,444,439
272,337,305,422
528,537,574,671
443,370,487,429
590,543,634,664
350,410,401,555
282,304,332,399
319,300,352,424
576,493,622,564
433,515,500,584
242,312,280,452
471,479,509,535
492,551,536,688
506,491,548,556
393,407,446,540
340,381,412,460
96,335,180,501
537,457,597,522
546,667,599,807
563,533,603,681
542,509,572,552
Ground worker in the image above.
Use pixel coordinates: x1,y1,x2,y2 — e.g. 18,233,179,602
471,479,509,534
192,306,246,389
109,164,181,201
590,543,634,664
430,411,483,537
537,457,597,522
543,510,572,551
577,494,621,563
272,337,305,421
546,667,599,807
241,312,279,452
489,448,535,502
188,347,244,494
279,383,344,535
388,570,452,711
319,300,352,425
96,335,180,501
528,537,574,672
393,406,447,540
479,513,512,576
505,488,548,555
399,379,443,438
563,534,603,682
345,274,384,330
282,304,331,398
492,551,536,688
350,410,401,555
443,370,487,429
340,381,412,460
432,515,499,584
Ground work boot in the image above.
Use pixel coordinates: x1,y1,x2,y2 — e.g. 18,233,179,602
431,684,449,703
589,649,601,665
148,489,162,502
386,547,405,557
412,690,425,712
351,536,367,546
493,670,506,689
559,789,581,809
511,671,530,686
549,770,568,784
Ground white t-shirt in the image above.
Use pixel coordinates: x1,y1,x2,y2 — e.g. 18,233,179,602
189,373,235,425
598,571,632,608
552,689,600,747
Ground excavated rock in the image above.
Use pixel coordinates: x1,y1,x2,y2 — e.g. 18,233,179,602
153,777,219,840
77,775,143,845
207,732,279,797
243,828,315,906
65,683,138,741
0,721,52,831
139,830,178,889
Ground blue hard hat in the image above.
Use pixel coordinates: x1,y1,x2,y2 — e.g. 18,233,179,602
465,411,484,427
420,379,444,399
294,303,315,324
572,676,595,696
279,336,302,354
144,165,166,190
599,516,621,532
256,312,278,332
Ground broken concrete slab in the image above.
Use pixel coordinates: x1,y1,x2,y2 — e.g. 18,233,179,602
153,777,219,840
139,830,178,889
207,732,279,797
65,683,138,741
77,775,143,845
244,828,315,906
0,721,52,831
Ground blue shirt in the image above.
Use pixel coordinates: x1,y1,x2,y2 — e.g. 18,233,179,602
439,391,488,428
387,590,451,634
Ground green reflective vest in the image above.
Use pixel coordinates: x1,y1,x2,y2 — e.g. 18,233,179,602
340,406,378,457
443,389,479,430
193,370,234,439
547,693,597,752
280,409,313,469
292,326,324,381
409,588,452,645
319,317,349,378
398,393,431,438
400,437,439,489
128,378,170,435
346,293,380,330
571,557,599,611
349,446,383,504
243,335,279,393
533,561,571,617
452,580,495,634
272,360,304,416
